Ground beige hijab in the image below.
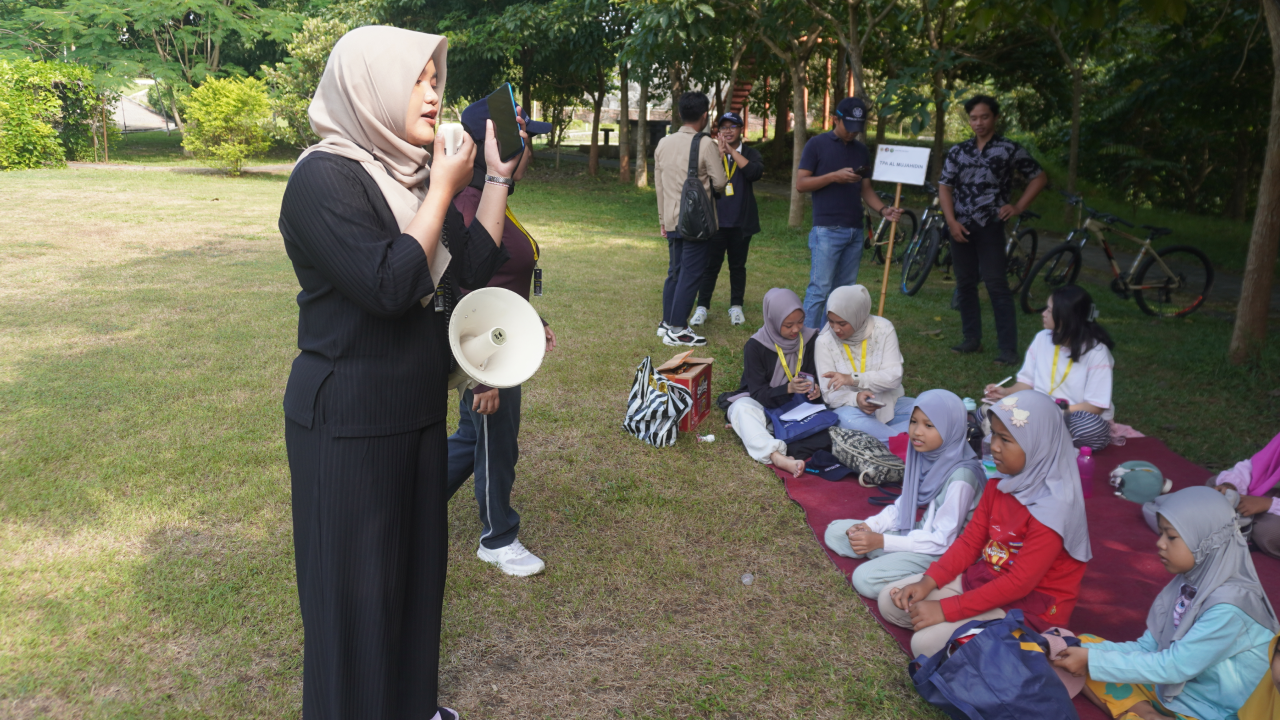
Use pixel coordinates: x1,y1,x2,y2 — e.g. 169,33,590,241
299,25,451,285
825,284,873,343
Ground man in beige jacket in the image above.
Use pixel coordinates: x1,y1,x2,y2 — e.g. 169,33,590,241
653,91,727,347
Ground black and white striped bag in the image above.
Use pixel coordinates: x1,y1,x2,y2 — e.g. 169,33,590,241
623,356,692,447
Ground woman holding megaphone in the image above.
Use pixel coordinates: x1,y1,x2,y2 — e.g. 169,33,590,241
278,26,524,720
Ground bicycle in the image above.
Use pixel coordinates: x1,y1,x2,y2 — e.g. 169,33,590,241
898,182,1039,296
1019,191,1214,318
862,191,919,265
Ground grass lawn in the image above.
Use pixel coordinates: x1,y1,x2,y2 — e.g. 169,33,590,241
1,160,1277,718
101,131,301,168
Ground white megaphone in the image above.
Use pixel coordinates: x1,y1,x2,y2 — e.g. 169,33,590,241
447,286,546,390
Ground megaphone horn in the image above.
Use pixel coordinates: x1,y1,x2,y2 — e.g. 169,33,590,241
447,287,546,391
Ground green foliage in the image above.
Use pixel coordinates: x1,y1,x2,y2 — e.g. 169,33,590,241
261,17,348,149
181,76,272,175
0,58,113,169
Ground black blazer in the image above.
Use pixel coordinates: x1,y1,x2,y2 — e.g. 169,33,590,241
730,337,818,409
279,152,508,437
735,144,765,236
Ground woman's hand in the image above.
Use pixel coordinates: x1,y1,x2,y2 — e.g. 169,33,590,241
485,115,529,180
908,599,946,630
823,371,855,392
983,383,1010,400
890,575,937,612
1239,495,1274,517
429,127,476,198
855,391,878,414
806,382,822,401
1051,647,1089,677
848,529,884,556
787,378,814,395
472,388,500,415
544,325,557,352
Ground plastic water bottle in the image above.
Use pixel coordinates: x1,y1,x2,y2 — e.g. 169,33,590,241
1077,446,1094,498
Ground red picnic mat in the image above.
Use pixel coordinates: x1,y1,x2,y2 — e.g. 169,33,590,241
775,436,1280,719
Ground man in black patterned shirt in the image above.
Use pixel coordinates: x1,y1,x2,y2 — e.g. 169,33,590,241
939,95,1048,365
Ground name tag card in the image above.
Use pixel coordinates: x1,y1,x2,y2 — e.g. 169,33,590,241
873,144,931,186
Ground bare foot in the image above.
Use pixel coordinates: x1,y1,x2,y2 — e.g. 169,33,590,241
771,452,806,478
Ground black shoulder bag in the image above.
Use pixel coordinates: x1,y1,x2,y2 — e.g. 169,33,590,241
675,132,718,241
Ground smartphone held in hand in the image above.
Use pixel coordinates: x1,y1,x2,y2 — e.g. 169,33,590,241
485,82,525,163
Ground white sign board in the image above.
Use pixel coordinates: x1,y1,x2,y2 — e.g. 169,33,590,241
873,144,931,186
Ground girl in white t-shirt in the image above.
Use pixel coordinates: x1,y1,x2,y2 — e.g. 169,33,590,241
984,285,1115,450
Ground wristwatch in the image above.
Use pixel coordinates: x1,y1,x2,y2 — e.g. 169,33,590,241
485,174,514,188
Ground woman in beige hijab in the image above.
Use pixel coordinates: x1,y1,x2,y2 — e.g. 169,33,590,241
815,284,914,443
278,25,525,720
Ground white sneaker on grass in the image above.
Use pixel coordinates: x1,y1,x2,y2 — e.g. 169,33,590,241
656,320,670,337
728,306,745,326
663,327,707,346
477,539,545,577
690,306,708,327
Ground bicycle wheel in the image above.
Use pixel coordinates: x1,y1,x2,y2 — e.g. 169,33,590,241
901,225,942,296
1020,243,1082,314
862,215,879,260
1132,245,1214,318
875,209,918,265
1006,228,1037,294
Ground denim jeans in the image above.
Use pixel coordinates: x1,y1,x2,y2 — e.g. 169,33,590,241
446,385,522,550
950,220,1017,355
662,235,711,327
833,395,915,443
803,225,864,328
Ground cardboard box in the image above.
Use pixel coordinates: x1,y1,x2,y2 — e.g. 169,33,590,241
657,351,714,433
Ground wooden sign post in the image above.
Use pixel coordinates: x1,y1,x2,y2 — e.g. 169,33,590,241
870,144,931,316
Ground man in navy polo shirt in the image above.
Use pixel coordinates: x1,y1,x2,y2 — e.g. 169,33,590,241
797,97,902,328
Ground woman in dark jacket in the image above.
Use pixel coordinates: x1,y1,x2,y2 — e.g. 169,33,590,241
724,288,830,477
278,26,521,720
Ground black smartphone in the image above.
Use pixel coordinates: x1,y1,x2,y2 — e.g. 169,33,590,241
485,83,525,163
854,164,872,177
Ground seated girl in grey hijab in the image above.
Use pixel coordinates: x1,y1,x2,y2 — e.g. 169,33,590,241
824,389,985,598
1053,486,1279,720
815,285,914,443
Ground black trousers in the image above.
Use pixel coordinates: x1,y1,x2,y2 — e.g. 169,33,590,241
950,220,1017,355
286,383,449,720
697,226,752,308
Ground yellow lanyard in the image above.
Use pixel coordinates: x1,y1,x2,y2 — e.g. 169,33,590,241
774,336,805,383
842,339,868,374
504,207,539,263
1049,345,1073,394
722,153,737,182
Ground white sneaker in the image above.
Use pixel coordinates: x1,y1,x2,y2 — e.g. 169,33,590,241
690,306,708,326
663,327,707,346
656,320,670,337
728,306,745,326
477,539,545,577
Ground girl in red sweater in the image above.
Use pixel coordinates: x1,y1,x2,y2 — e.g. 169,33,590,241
879,390,1092,658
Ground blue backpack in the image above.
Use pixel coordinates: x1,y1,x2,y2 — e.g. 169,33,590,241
909,610,1079,720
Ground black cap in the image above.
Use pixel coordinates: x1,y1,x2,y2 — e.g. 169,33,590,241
807,450,853,482
834,97,867,133
717,111,744,127
460,99,553,148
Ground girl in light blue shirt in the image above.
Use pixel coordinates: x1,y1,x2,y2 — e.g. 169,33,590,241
1054,486,1279,720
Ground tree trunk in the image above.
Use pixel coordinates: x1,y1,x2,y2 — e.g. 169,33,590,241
670,62,683,129
928,70,946,180
619,62,631,184
588,88,602,177
762,77,770,140
1067,63,1083,195
1229,0,1280,364
774,74,790,142
636,74,649,188
847,0,866,99
788,63,808,227
1229,134,1253,222
875,111,887,148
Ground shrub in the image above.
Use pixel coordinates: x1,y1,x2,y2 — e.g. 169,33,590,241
181,77,272,175
262,17,348,149
0,60,111,169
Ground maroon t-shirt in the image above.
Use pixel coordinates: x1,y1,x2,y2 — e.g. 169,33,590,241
451,185,546,393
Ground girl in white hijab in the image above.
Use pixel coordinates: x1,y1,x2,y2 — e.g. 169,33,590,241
815,285,913,443
1054,486,1278,720
279,25,525,720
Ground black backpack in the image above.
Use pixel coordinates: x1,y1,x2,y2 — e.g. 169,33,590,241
675,132,718,241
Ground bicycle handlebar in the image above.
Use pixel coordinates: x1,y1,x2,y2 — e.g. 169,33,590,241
1057,189,1082,205
1019,210,1040,221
